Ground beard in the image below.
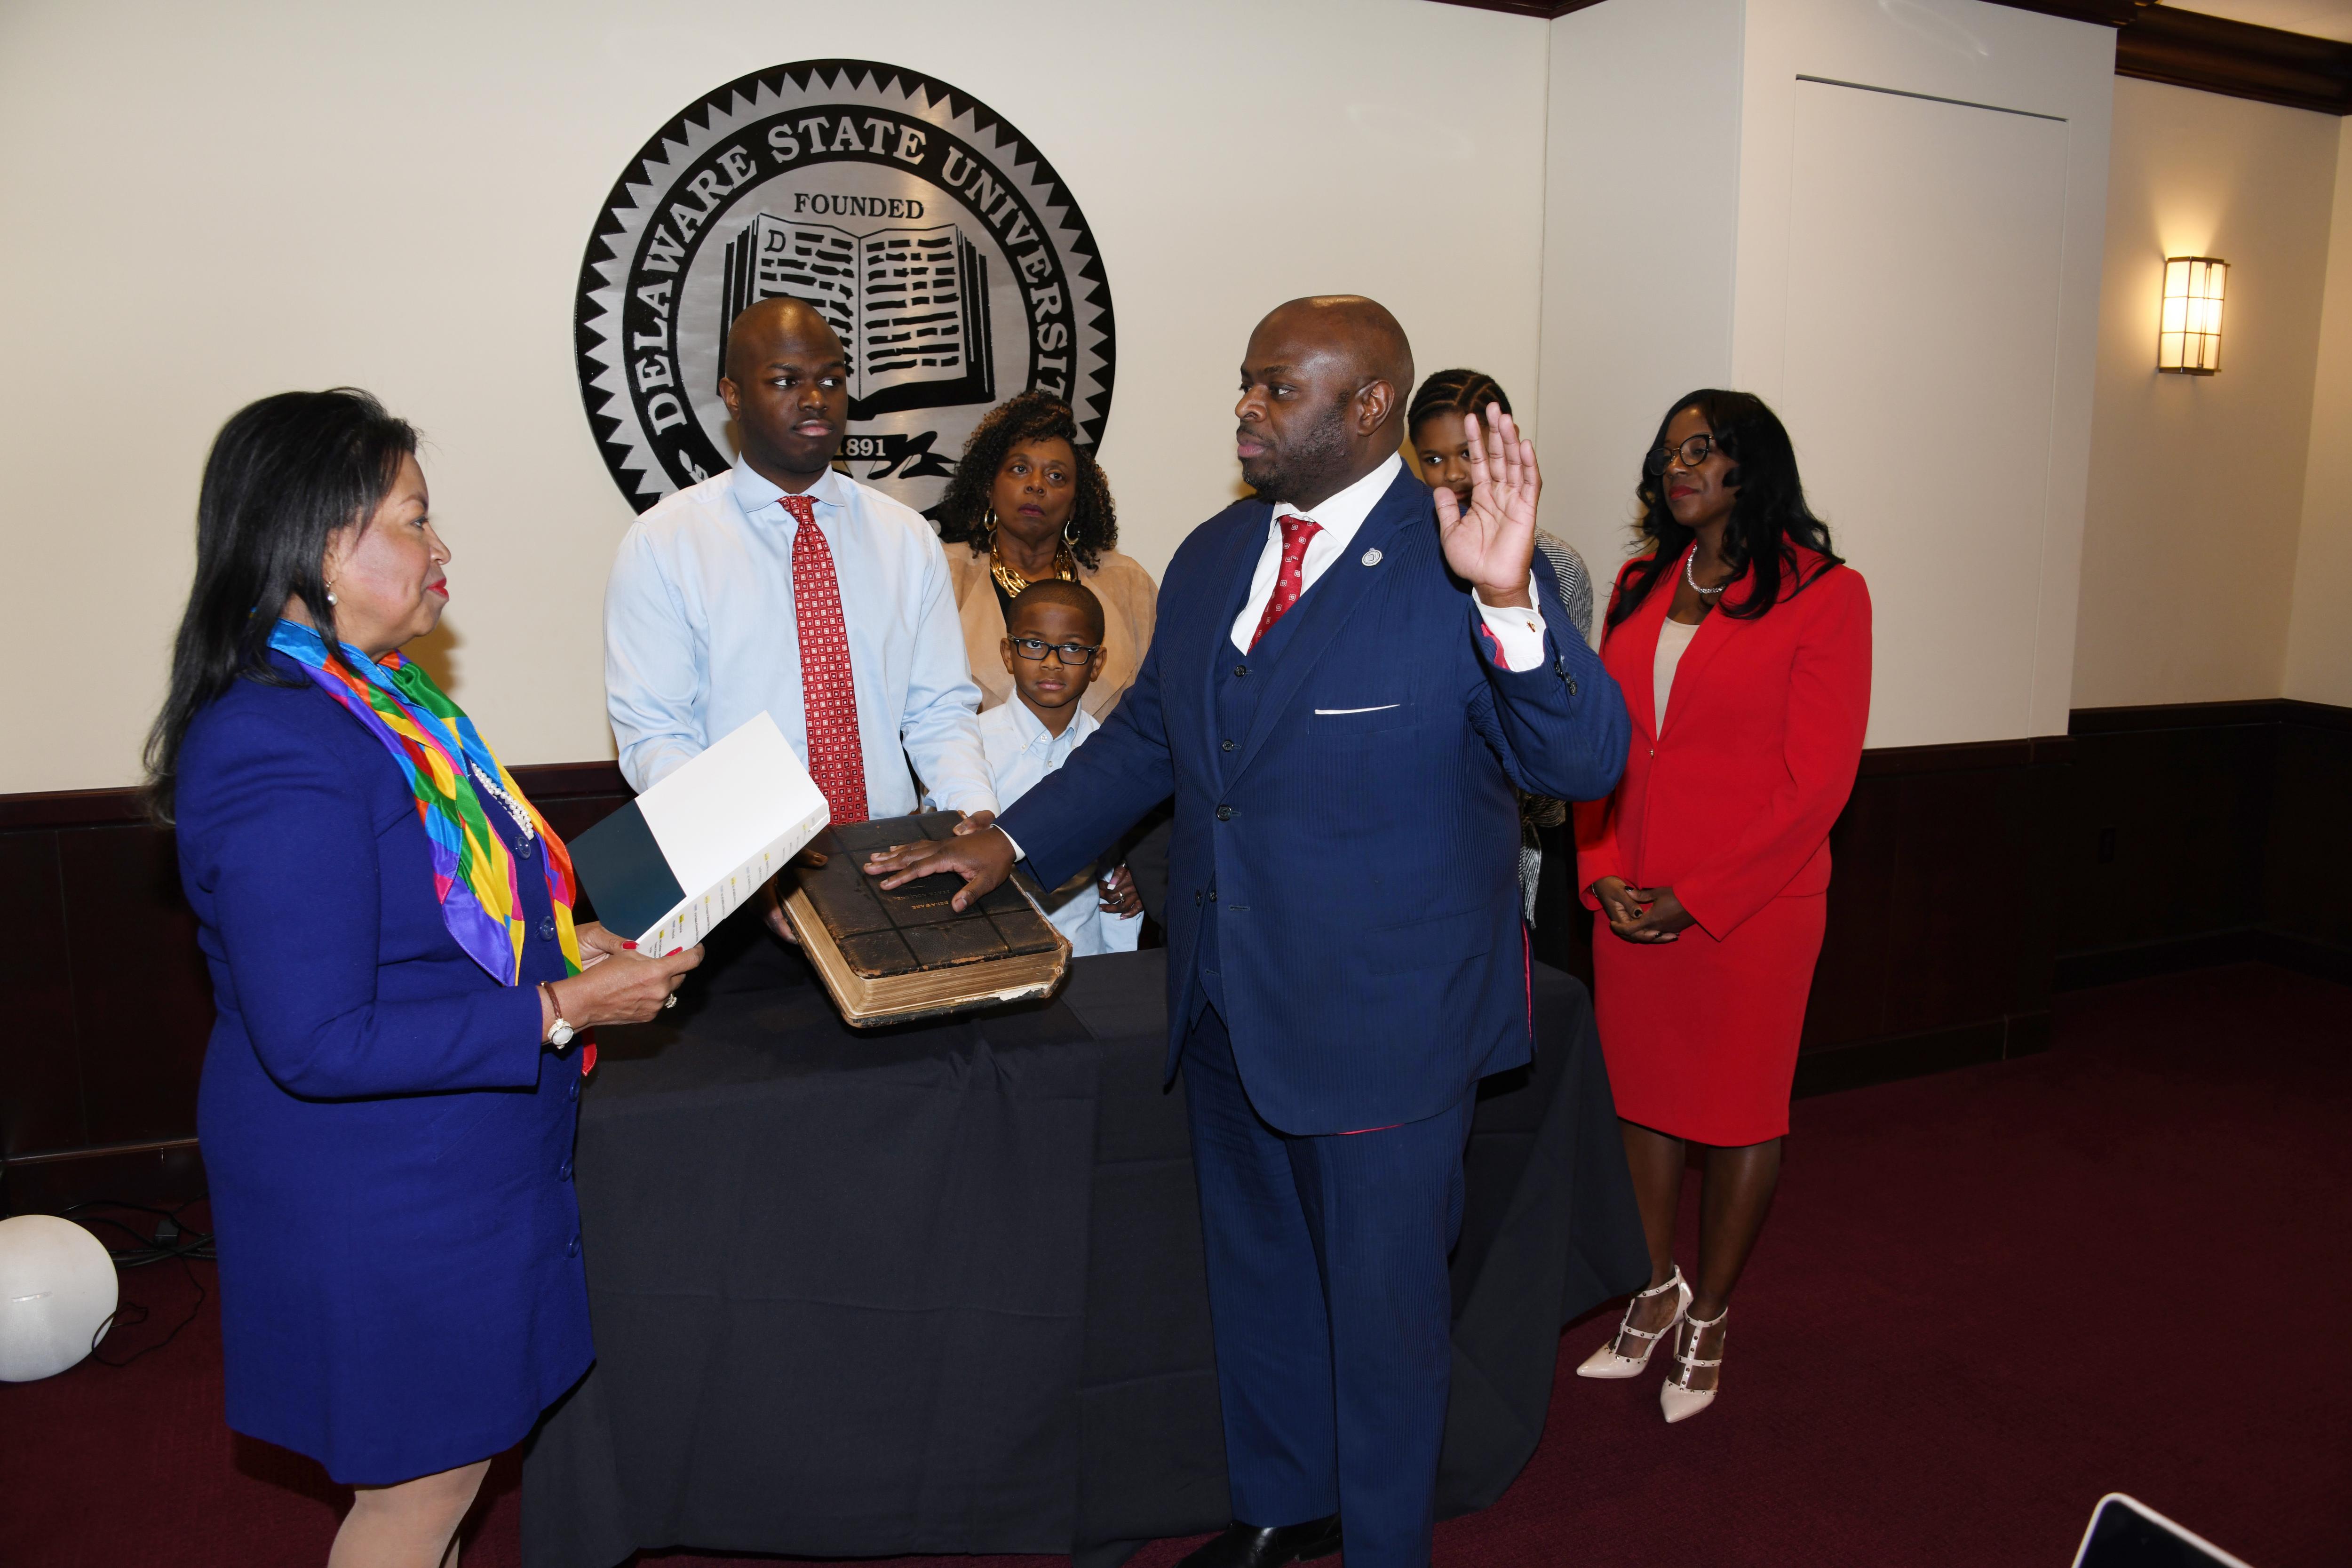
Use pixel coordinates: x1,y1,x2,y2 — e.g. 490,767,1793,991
1240,393,1353,506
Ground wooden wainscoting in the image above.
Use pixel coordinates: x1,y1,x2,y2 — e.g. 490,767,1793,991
4,706,2345,1214
0,763,630,1217
2058,700,2352,990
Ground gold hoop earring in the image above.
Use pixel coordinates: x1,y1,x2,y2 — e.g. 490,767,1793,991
1062,516,1080,547
982,507,999,546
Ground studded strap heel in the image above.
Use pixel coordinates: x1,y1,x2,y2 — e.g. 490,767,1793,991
1575,1265,1690,1379
1659,1305,1728,1423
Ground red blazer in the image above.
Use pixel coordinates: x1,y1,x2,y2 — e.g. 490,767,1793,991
1573,546,1871,940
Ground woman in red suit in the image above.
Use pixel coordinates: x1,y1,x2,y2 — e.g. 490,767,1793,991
1572,390,1870,1424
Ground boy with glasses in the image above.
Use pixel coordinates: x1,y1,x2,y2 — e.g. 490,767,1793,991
972,580,1144,955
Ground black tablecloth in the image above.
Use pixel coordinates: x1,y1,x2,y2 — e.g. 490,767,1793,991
520,947,1646,1568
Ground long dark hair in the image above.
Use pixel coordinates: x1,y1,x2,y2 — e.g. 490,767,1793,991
1406,367,1511,433
143,389,419,822
934,392,1118,571
1607,389,1842,629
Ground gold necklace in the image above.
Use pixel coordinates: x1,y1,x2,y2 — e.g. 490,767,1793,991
990,542,1076,599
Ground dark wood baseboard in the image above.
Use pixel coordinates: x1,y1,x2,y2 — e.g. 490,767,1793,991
0,1138,207,1217
1792,1011,2050,1099
2056,930,2352,992
2058,698,2351,991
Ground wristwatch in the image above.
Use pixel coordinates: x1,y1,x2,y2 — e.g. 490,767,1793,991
540,982,576,1049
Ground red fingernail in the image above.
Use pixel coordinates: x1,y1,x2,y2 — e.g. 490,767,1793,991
667,947,683,956
622,940,638,950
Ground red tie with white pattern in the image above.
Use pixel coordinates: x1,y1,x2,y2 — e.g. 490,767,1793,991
1248,516,1322,651
782,493,868,824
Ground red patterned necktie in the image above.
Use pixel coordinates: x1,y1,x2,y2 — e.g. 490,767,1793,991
1248,516,1322,651
782,493,867,824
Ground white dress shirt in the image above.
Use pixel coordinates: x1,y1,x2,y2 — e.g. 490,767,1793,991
1227,453,1550,670
976,699,1142,957
604,457,995,816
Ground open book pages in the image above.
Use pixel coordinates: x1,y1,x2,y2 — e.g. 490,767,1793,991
568,711,829,952
717,213,995,419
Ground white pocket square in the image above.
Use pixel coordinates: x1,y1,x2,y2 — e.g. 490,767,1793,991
1314,704,1400,716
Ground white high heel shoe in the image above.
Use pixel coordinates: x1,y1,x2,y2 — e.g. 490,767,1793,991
1575,1265,1691,1379
1659,1305,1728,1423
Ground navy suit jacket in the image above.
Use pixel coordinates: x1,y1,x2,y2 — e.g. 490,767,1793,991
1001,465,1629,1135
175,653,593,1482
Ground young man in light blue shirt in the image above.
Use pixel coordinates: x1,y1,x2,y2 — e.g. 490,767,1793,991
603,298,994,946
603,297,993,815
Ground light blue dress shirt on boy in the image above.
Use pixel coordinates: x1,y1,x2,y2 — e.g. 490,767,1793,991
975,698,1142,958
604,456,995,817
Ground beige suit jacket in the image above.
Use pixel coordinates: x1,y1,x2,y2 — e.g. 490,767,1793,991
946,543,1159,721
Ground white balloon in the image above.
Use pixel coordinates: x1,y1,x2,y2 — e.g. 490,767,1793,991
0,1214,120,1381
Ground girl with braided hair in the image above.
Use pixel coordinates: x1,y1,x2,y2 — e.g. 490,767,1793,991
936,391,1159,722
1408,369,1592,640
1408,369,1595,937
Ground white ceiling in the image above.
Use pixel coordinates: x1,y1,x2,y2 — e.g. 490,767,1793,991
2163,0,2352,43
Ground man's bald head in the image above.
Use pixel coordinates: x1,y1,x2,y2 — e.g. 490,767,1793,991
723,295,844,384
1258,296,1414,419
1233,295,1416,509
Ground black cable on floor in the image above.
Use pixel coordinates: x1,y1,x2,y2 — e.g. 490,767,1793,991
60,1197,216,1368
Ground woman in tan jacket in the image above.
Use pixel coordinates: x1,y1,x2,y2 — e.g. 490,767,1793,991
936,392,1157,721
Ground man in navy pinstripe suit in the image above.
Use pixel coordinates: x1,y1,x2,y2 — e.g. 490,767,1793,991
869,297,1629,1567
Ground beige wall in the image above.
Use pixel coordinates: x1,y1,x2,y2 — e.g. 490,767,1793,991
2286,115,2352,707
1539,0,1745,613
2072,78,2342,708
11,0,2344,799
1734,0,2115,748
1547,0,2114,749
0,0,1550,793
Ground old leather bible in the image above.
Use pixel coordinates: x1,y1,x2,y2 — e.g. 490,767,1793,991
781,812,1069,1027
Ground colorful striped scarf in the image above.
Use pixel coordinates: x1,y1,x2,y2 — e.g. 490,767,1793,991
268,621,581,986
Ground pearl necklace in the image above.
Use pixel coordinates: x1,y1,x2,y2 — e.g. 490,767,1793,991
1685,545,1727,597
470,761,536,845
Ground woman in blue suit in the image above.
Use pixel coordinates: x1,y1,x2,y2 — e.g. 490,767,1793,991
146,390,701,1566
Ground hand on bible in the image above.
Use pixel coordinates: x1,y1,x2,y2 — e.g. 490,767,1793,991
759,844,832,946
1436,405,1539,610
863,827,1017,912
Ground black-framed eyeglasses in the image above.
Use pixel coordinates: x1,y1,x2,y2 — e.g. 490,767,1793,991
1644,433,1720,476
1009,636,1102,665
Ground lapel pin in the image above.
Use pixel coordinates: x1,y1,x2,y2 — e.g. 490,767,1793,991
1360,547,1383,567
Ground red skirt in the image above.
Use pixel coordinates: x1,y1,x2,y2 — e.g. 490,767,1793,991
1591,892,1826,1146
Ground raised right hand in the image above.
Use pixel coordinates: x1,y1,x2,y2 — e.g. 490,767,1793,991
862,826,1017,912
542,942,703,1037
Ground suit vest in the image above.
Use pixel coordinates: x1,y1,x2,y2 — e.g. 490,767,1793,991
1192,551,1325,1022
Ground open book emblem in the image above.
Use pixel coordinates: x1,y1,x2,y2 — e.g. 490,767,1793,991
718,214,995,422
575,61,1117,523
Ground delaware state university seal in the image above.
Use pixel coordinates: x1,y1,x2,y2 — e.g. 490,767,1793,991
575,60,1115,516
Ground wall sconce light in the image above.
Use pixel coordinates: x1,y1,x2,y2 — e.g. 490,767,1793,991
2159,256,2226,374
